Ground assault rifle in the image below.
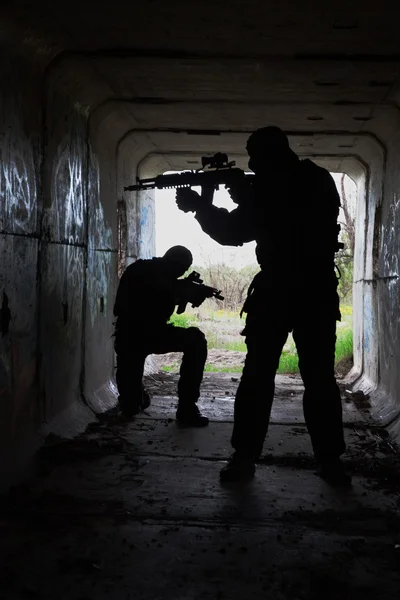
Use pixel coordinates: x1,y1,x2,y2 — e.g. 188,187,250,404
176,271,224,314
124,153,253,192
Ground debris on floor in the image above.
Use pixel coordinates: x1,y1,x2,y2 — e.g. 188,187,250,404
1,372,400,600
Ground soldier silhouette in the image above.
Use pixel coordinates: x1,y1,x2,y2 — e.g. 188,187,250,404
113,245,210,426
176,126,350,486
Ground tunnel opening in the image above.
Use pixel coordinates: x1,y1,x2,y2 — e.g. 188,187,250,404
149,167,358,381
153,177,257,375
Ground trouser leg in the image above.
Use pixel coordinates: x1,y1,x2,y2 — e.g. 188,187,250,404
115,334,146,415
151,325,207,407
292,315,346,460
231,326,288,459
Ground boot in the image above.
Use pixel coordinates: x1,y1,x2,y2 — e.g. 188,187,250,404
118,388,151,420
118,396,141,420
220,453,256,482
176,404,209,427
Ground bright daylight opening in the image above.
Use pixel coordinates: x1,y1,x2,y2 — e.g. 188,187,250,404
155,173,357,377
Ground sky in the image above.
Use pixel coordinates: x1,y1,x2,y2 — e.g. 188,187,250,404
155,173,356,268
155,185,257,268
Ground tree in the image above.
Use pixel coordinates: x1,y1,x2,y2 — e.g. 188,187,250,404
336,174,355,304
192,262,260,312
340,173,355,256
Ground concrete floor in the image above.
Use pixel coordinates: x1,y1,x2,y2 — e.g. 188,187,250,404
1,373,400,599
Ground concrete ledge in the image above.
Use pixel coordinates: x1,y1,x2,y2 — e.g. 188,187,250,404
40,395,96,440
85,380,118,414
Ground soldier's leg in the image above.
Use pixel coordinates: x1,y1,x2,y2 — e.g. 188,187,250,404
151,325,208,425
231,327,288,459
292,316,345,458
293,314,350,485
115,334,147,418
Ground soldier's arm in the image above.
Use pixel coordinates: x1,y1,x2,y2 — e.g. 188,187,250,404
176,187,255,246
194,204,254,246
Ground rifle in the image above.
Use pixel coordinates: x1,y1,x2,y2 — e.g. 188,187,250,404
176,271,224,314
124,153,253,192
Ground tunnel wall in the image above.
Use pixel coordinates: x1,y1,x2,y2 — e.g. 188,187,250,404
352,156,383,390
0,53,138,485
116,135,158,374
344,111,400,437
39,81,90,436
83,114,118,413
376,134,400,434
117,134,157,265
351,174,367,380
0,50,43,480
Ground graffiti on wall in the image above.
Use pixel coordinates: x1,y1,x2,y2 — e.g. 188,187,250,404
47,112,87,244
363,290,374,355
0,89,39,234
0,66,41,437
87,151,113,328
382,193,400,283
380,191,400,376
38,108,89,416
139,191,155,259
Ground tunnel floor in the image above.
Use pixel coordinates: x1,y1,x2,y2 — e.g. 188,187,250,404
1,372,400,599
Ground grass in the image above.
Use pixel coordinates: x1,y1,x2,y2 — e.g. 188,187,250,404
162,305,354,375
163,363,242,373
277,351,299,374
168,312,198,328
335,328,353,363
214,339,247,352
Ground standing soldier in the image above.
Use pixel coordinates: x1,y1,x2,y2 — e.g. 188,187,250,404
176,127,350,486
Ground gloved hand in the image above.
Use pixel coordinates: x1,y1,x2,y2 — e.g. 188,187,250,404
226,179,251,205
176,188,201,213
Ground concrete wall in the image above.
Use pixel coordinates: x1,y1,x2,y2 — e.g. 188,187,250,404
351,151,384,390
84,114,118,413
117,132,158,265
376,129,400,434
347,109,400,438
0,49,43,481
0,52,130,485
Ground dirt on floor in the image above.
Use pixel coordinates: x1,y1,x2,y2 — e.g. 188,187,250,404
1,372,399,600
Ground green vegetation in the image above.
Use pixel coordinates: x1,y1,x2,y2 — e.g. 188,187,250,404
276,351,299,374
162,304,353,375
218,339,247,352
168,312,198,328
163,363,242,373
335,328,353,363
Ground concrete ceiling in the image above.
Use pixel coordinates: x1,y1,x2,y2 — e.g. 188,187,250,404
5,1,400,173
